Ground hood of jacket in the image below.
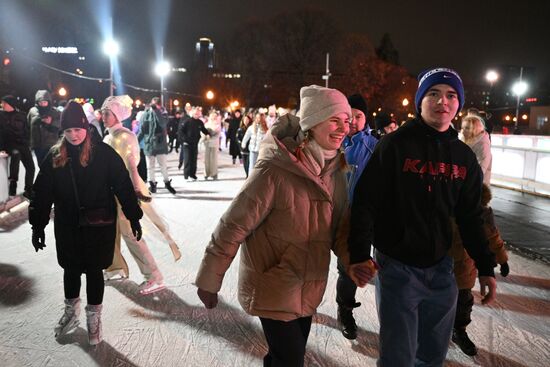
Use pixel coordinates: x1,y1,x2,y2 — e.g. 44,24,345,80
35,90,52,104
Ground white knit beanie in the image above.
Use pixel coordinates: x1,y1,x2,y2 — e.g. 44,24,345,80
101,95,133,122
298,85,351,131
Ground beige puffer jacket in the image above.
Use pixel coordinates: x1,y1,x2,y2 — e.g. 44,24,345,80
195,114,350,321
449,184,508,289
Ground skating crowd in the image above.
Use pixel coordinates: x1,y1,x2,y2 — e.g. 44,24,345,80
0,67,510,366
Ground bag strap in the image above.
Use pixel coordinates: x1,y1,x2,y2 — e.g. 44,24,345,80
68,159,81,209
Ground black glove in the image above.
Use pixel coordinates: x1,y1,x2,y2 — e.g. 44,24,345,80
500,262,510,277
130,220,142,241
32,227,46,252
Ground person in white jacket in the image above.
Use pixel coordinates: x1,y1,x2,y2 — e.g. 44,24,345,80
101,96,181,295
460,115,492,185
202,111,222,180
241,112,268,174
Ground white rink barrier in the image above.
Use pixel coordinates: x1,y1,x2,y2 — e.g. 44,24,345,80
491,134,550,197
2,135,550,201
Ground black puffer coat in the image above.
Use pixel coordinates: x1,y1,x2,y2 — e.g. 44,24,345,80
0,110,29,151
29,141,143,269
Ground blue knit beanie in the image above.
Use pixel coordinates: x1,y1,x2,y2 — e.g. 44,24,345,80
415,68,464,115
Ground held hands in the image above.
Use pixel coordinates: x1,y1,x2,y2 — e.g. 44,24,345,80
32,227,46,252
197,288,218,309
479,276,497,305
130,220,142,241
500,262,510,277
348,259,379,288
135,190,152,203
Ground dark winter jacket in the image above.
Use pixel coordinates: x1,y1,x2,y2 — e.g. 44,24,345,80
28,90,61,150
0,110,29,151
348,117,495,277
29,141,143,269
167,116,179,138
226,117,241,157
178,117,209,146
137,106,169,156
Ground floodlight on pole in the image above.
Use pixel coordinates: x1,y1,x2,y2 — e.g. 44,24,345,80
511,67,527,130
155,46,171,107
154,61,171,77
512,81,528,96
103,38,119,97
103,39,120,56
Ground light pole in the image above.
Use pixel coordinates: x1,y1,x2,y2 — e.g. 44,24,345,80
103,39,119,96
154,46,171,108
511,67,527,131
485,70,499,108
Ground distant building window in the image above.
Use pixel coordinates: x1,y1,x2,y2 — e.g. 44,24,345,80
537,116,548,130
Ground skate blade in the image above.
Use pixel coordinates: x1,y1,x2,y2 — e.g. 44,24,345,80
54,319,80,339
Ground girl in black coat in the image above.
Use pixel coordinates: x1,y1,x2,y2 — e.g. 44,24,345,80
28,101,143,345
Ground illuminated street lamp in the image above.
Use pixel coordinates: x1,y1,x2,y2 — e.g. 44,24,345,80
512,76,528,130
58,87,67,97
402,98,409,107
103,38,119,96
155,46,171,108
206,90,214,100
484,70,499,108
485,70,499,85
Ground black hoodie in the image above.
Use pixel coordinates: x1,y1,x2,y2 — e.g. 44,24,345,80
348,117,495,277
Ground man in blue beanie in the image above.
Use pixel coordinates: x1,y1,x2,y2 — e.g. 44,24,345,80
348,67,497,366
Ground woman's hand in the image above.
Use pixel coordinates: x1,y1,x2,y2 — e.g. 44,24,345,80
197,288,218,309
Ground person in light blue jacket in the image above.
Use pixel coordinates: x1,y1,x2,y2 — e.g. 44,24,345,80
336,93,378,340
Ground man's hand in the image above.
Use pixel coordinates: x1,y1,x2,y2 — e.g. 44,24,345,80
348,259,378,288
130,220,142,241
197,288,218,309
41,116,52,125
32,227,46,252
500,262,510,277
479,276,497,305
135,190,152,203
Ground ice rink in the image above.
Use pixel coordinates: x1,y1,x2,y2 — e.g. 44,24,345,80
1,150,549,367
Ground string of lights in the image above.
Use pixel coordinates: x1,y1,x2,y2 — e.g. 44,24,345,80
12,51,202,98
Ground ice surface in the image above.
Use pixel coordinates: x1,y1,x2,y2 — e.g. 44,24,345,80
1,150,549,366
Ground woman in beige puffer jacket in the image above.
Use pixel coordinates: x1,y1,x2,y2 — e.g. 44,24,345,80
196,85,352,367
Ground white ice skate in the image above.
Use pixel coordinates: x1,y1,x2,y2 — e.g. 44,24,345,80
85,304,103,345
103,269,128,281
138,279,166,295
54,298,81,339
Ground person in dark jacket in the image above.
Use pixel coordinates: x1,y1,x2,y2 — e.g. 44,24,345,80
348,68,497,366
137,97,176,194
167,111,181,153
27,90,61,166
178,106,209,181
28,100,143,345
236,114,252,178
226,110,242,164
335,94,378,340
0,95,35,198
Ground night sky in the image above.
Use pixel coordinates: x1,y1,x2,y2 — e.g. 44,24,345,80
1,0,549,89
